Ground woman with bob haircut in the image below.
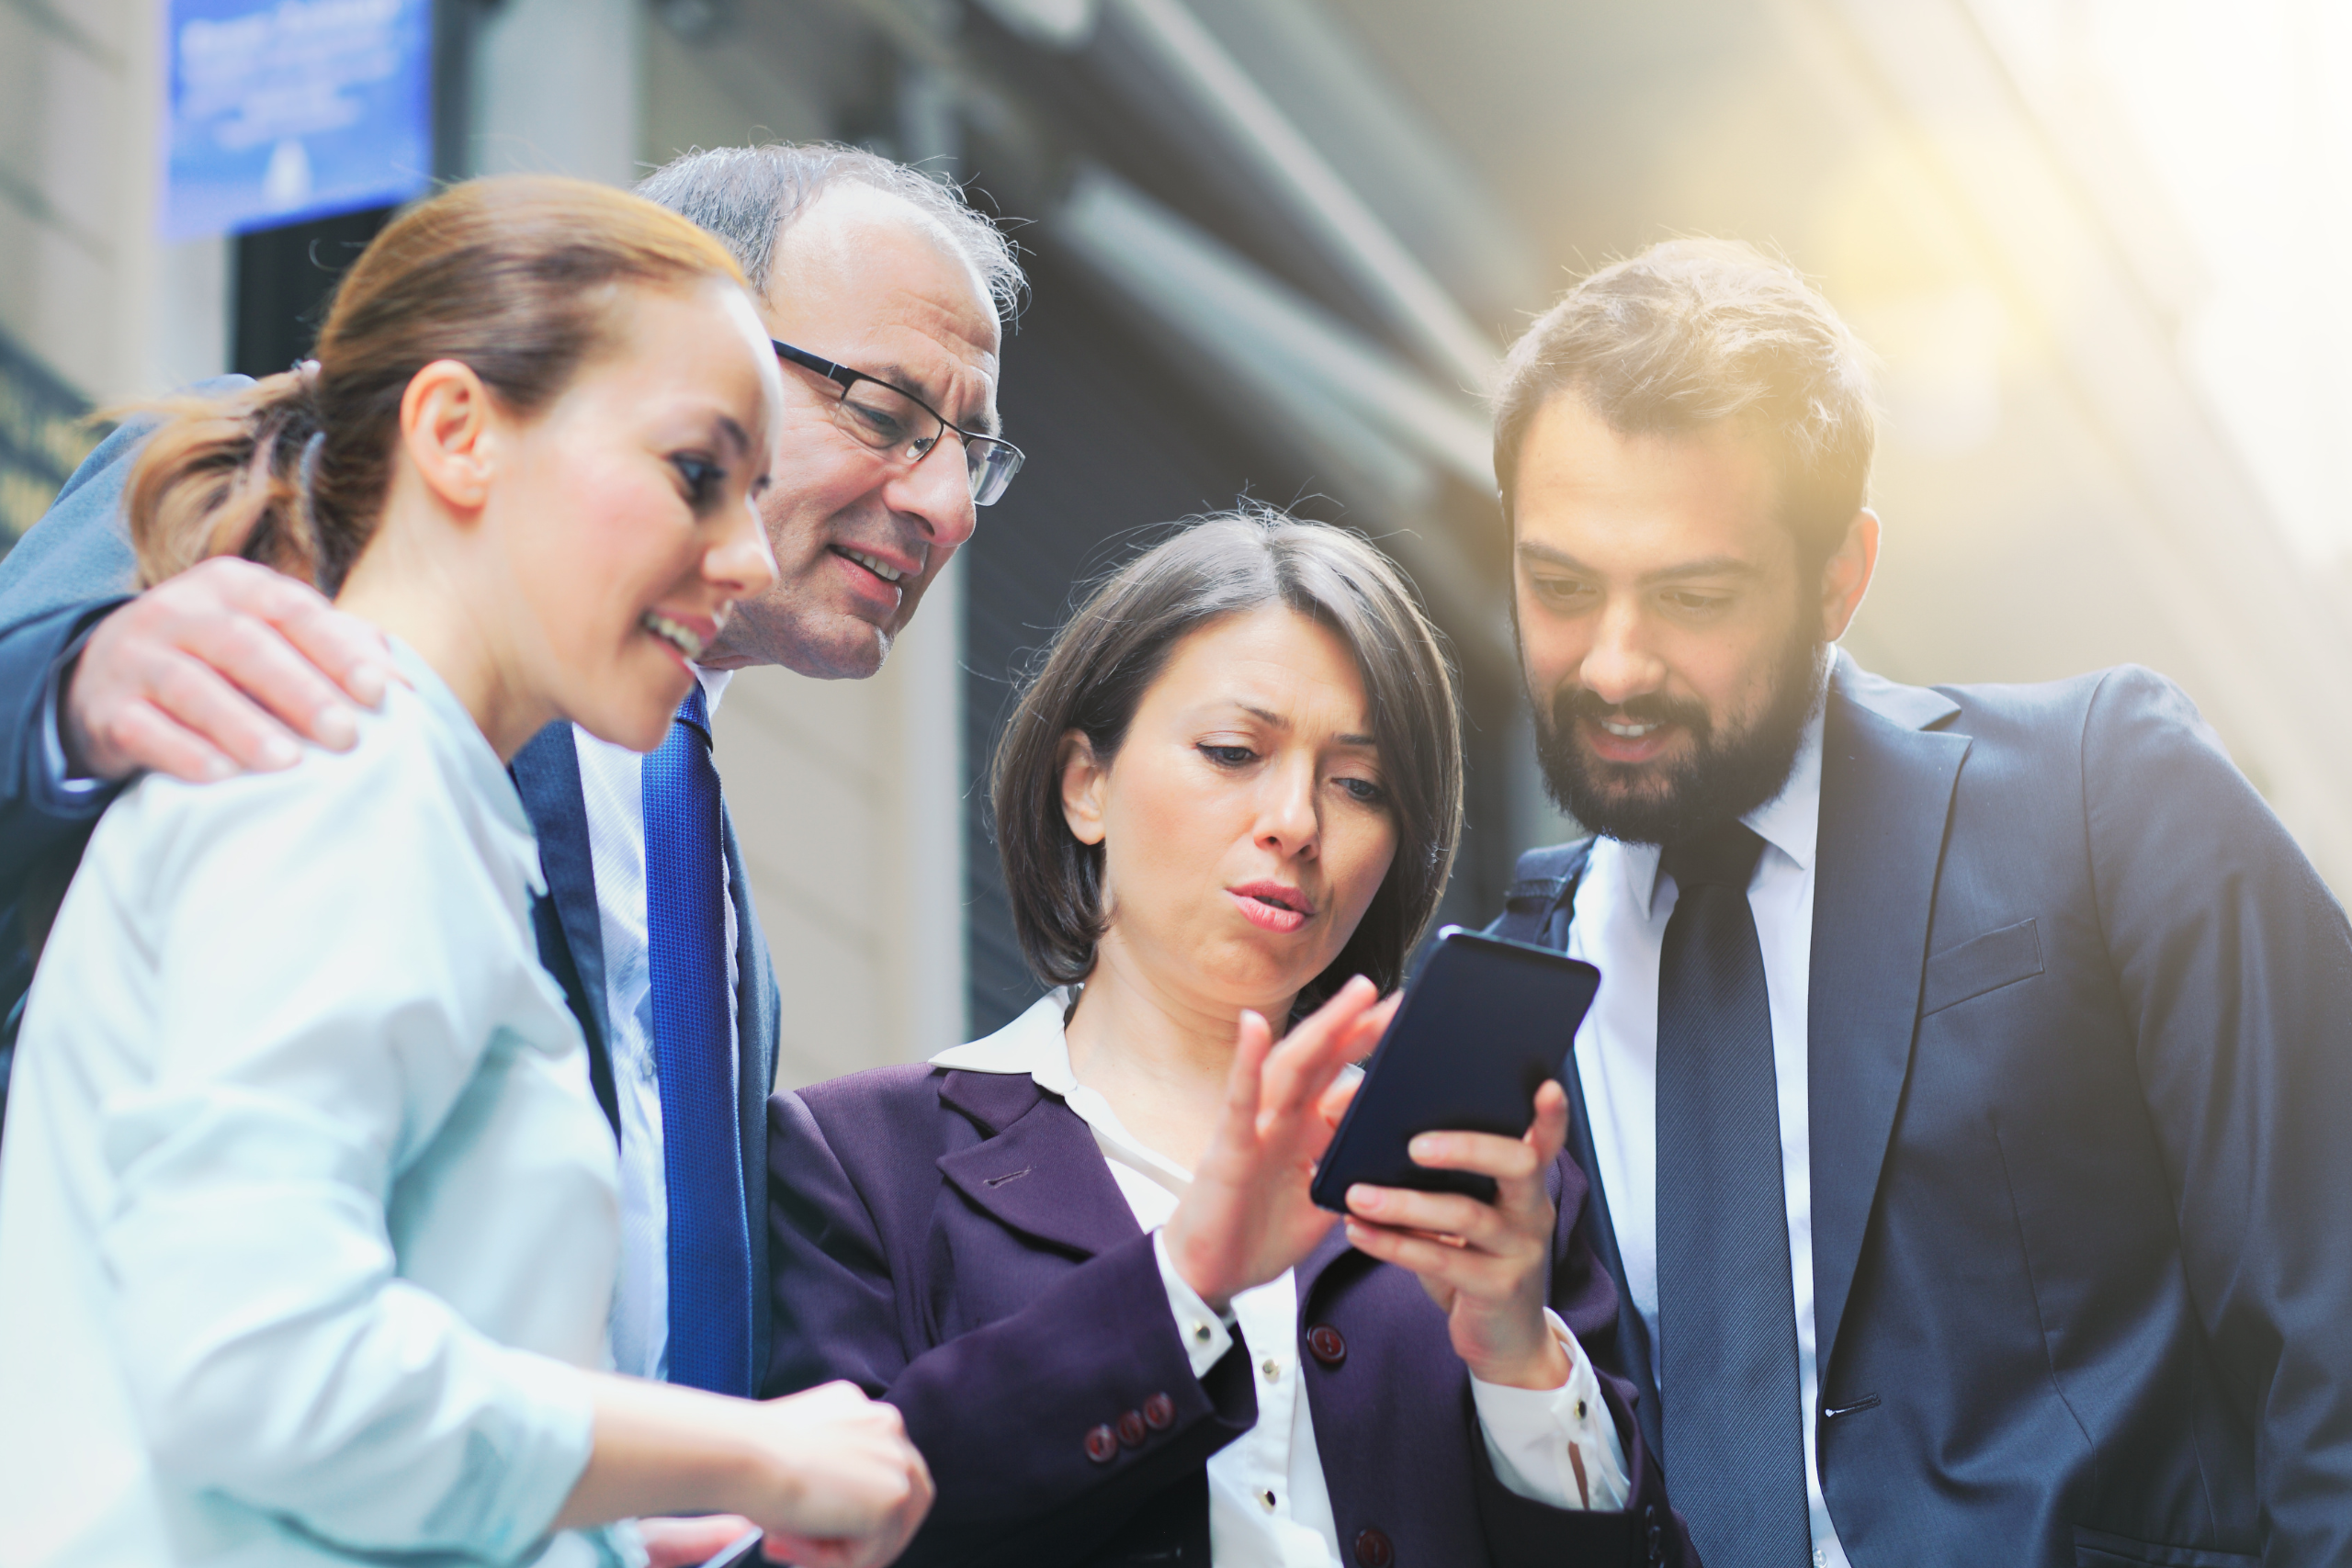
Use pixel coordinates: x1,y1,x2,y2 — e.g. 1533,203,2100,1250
765,509,1692,1567
0,175,928,1568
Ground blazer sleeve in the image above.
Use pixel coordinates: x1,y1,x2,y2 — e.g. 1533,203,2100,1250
2081,666,2352,1562
1467,1151,1697,1568
765,1088,1260,1568
0,398,181,896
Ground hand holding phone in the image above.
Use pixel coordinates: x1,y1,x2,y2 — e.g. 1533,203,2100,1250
1309,928,1599,1210
1315,929,1600,1391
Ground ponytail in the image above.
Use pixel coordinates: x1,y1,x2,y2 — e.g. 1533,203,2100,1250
121,175,748,595
124,366,337,589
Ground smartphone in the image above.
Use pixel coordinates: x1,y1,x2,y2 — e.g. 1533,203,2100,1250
695,1529,764,1568
1309,927,1600,1212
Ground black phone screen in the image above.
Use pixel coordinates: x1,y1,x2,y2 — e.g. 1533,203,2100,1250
1309,926,1600,1212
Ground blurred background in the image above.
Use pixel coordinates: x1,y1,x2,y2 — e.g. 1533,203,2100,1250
5,0,2349,1083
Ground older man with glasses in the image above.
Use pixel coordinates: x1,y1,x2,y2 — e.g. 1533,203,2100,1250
0,141,1021,1562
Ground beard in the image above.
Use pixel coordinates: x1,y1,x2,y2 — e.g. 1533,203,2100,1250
1532,622,1826,846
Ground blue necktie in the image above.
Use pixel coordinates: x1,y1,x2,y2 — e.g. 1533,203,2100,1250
1656,822,1811,1568
644,684,752,1395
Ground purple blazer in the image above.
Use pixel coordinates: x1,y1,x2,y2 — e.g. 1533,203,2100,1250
763,1062,1697,1568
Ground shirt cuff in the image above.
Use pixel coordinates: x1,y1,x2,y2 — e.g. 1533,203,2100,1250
36,628,114,814
469,1348,603,1562
1468,1307,1631,1512
1151,1228,1236,1382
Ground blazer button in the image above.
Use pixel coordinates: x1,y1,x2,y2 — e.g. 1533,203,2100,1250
1142,1392,1177,1430
1306,1325,1347,1367
1116,1409,1148,1449
1084,1424,1119,1464
1352,1527,1394,1567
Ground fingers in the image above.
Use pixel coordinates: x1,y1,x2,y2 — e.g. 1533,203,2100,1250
253,568,394,708
1345,1183,1512,1252
84,696,240,784
1314,1071,1362,1128
175,563,384,749
1407,1124,1547,1188
637,1516,756,1568
1260,977,1383,1118
62,558,392,783
1222,1009,1273,1126
1404,1079,1567,1210
146,649,311,772
1527,1079,1570,1168
1343,1212,1522,1295
752,1383,930,1553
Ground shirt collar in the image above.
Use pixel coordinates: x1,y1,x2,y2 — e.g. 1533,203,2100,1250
931,989,1200,1195
390,637,546,896
932,989,1083,1089
1616,701,1826,916
694,664,734,719
1747,703,1824,873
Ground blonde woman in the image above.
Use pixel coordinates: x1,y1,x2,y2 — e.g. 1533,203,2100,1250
0,177,927,1568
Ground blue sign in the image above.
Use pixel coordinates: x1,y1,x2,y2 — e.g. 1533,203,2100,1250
164,0,433,240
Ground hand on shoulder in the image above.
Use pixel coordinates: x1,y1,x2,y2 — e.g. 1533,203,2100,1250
64,556,394,784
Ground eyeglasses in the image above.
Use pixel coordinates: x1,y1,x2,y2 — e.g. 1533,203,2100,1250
773,341,1025,506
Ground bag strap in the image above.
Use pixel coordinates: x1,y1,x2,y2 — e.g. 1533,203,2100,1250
1489,836,1596,947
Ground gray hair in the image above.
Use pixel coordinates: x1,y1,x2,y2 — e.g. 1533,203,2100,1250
633,142,1023,318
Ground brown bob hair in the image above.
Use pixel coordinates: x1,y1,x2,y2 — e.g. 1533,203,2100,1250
1492,238,1877,573
125,175,747,593
990,509,1464,1010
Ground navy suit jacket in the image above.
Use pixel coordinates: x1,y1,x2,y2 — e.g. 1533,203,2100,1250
0,406,780,1380
0,404,170,1092
765,1062,1696,1568
1493,654,2352,1568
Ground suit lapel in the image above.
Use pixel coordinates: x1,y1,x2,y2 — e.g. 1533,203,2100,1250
510,721,620,1134
1808,655,1970,1375
720,801,779,1382
935,1070,1144,1259
1505,848,1665,1456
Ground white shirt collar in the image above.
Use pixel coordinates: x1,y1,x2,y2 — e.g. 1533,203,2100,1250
1618,702,1826,916
390,637,545,896
932,990,1199,1195
693,664,733,718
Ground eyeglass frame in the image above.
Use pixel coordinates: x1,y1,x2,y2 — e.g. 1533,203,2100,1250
771,339,1025,506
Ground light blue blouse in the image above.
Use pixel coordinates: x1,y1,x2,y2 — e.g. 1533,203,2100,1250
0,644,628,1566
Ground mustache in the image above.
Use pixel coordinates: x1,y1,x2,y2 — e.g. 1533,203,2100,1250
1550,684,1713,740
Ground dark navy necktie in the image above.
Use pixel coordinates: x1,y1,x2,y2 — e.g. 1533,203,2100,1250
643,683,752,1396
1655,821,1811,1567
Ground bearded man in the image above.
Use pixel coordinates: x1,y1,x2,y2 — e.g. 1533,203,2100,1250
1487,240,2352,1568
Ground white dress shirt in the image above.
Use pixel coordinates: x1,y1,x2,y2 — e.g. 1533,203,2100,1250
571,665,740,1383
933,993,1629,1568
1563,708,1851,1568
0,643,629,1567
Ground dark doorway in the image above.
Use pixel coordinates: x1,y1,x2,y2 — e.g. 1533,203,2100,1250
232,206,398,379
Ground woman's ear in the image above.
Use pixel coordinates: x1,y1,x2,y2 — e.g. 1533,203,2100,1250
1059,730,1109,846
398,358,499,518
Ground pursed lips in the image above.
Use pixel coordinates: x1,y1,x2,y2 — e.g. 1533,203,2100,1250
1229,881,1315,934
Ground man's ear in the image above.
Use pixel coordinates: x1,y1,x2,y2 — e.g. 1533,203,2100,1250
1059,730,1109,847
1819,508,1881,642
398,359,499,517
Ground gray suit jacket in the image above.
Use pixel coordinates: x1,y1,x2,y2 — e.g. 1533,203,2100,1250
1495,653,2352,1568
0,400,781,1381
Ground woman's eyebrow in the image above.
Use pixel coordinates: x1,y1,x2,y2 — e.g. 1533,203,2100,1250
710,414,752,458
1234,703,1377,750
